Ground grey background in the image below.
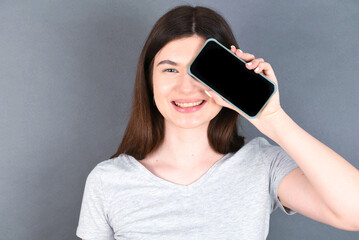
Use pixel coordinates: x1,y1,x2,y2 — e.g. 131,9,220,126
0,0,358,239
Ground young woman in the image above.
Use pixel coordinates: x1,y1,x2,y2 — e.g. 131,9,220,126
76,5,359,240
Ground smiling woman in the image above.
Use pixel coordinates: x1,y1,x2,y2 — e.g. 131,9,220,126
76,4,359,240
110,5,245,161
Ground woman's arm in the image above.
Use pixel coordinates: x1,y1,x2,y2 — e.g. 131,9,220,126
207,46,359,230
265,108,359,231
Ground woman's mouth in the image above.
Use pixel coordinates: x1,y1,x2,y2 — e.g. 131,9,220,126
171,99,206,113
173,100,205,108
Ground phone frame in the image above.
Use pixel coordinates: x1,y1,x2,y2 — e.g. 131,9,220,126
187,38,277,119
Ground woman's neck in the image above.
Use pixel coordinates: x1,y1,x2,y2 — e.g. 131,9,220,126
147,121,224,169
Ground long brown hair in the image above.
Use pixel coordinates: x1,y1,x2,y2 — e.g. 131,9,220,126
111,5,245,160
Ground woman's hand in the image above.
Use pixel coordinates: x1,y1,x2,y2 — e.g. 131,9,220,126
205,45,285,135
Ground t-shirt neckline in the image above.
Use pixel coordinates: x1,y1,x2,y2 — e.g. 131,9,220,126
126,153,232,191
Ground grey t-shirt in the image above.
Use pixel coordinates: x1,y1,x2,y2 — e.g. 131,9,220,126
76,137,299,240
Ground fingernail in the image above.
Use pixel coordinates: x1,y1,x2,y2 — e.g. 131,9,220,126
247,62,252,66
238,49,243,53
204,90,212,98
231,45,235,50
255,67,260,72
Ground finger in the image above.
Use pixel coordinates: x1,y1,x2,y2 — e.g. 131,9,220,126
254,62,272,73
230,45,255,62
252,62,277,82
236,50,255,62
245,58,265,70
230,45,237,53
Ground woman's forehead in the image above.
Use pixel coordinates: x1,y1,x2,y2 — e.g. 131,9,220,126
154,35,206,66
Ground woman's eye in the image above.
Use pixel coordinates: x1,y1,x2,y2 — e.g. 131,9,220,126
163,69,177,73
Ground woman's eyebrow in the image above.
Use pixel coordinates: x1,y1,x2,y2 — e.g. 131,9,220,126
157,60,178,67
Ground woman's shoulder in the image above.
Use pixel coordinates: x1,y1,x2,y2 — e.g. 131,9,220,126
89,153,135,178
245,136,270,146
238,136,276,153
230,136,283,163
240,136,295,169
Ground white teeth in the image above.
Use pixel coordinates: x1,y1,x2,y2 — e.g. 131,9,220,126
174,100,204,108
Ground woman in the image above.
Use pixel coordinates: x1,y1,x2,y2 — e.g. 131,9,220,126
76,5,359,240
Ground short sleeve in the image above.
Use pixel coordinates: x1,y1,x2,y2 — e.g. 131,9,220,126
267,144,299,215
76,167,114,240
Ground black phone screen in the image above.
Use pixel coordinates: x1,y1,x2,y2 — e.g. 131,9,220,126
188,39,276,118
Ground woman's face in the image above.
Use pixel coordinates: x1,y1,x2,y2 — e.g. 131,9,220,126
152,35,223,129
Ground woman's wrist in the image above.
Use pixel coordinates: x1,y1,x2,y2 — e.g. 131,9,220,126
255,108,292,140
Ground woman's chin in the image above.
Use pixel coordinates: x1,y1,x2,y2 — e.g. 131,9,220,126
165,118,209,130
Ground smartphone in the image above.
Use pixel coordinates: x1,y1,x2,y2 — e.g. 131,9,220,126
187,38,277,119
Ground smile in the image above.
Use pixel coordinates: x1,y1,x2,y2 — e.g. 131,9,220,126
174,100,204,108
171,99,207,113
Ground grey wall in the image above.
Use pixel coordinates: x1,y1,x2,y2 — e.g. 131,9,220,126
0,0,358,239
